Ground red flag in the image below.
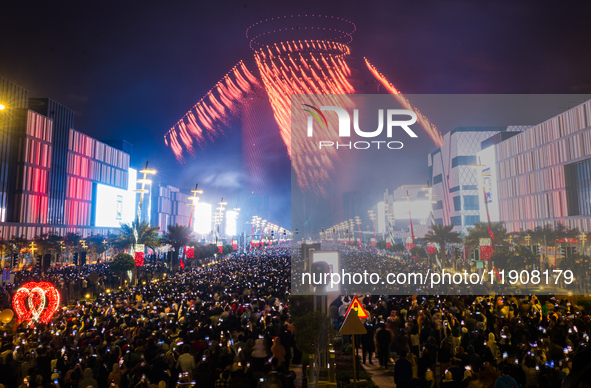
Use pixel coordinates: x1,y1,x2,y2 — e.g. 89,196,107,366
493,265,501,281
409,209,415,243
134,251,144,267
483,186,495,246
480,245,493,261
427,244,436,255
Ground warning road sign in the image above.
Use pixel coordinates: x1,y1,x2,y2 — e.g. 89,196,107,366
344,296,369,319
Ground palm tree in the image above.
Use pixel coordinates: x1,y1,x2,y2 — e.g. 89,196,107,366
9,235,29,268
34,233,63,268
163,225,194,270
110,220,160,252
424,224,462,265
0,240,9,268
465,222,509,249
63,232,82,265
46,233,64,266
34,234,51,267
559,253,590,293
86,234,107,263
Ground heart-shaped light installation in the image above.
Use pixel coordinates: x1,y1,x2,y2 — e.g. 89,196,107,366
12,282,60,325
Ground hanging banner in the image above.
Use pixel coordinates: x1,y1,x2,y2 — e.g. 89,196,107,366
406,242,415,251
357,238,361,246
186,247,194,259
370,238,376,247
134,251,144,267
427,244,436,255
480,245,493,261
386,237,391,249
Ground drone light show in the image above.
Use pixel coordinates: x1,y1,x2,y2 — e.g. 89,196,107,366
163,15,444,195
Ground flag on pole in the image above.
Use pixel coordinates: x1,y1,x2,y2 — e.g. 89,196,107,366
409,209,415,243
493,265,501,281
483,186,495,246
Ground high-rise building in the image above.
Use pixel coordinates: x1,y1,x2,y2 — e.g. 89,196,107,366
477,100,591,232
428,126,527,234
0,77,133,239
150,183,192,233
375,184,434,241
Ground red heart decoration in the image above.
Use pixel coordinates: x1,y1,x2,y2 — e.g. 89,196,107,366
12,282,60,325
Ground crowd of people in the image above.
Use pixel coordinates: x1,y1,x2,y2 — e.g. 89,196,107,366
0,241,589,388
332,284,590,388
0,246,293,388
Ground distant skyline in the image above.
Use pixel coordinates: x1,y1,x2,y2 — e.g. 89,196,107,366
2,0,591,228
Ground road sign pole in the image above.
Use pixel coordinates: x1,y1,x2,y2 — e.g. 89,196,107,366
352,334,357,388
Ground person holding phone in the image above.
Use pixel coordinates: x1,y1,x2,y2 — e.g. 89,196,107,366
107,363,122,387
175,345,195,379
521,354,539,388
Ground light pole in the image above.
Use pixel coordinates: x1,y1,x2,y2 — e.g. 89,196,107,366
422,182,439,265
470,159,492,272
134,161,156,279
135,161,157,224
355,216,362,248
228,205,240,251
215,198,227,251
185,184,203,267
187,184,203,229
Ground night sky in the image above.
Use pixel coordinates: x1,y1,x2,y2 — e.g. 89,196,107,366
2,0,591,229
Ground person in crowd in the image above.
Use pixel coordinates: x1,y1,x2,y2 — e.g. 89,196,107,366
494,365,520,388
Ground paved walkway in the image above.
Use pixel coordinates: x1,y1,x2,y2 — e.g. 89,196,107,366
363,361,395,387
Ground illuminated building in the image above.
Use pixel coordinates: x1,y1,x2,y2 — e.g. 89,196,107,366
0,77,134,238
477,100,591,233
193,202,212,235
376,185,435,241
150,182,193,233
225,210,237,236
428,126,527,234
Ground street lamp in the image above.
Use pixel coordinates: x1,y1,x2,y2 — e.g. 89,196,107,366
187,183,203,229
135,161,157,223
215,197,227,246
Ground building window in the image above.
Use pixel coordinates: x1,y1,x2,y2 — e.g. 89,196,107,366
463,195,480,210
453,196,462,211
433,201,443,210
451,155,477,168
462,185,478,190
449,185,461,193
450,216,462,226
565,158,591,216
433,174,443,185
464,215,480,226
434,218,443,225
